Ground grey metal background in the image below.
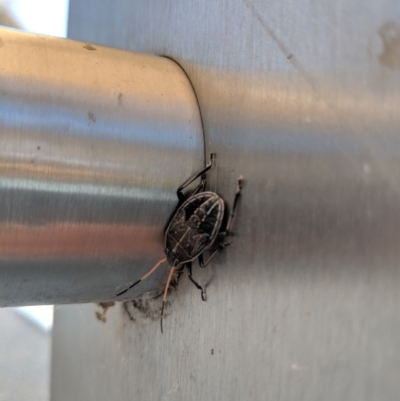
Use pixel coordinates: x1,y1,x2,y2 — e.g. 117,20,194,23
52,1,400,400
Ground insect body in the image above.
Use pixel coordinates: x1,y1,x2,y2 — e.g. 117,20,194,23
165,192,224,267
117,153,242,332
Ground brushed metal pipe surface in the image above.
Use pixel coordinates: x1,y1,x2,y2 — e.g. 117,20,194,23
0,28,204,306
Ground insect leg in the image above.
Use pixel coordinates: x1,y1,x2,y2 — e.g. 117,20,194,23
116,257,167,297
160,265,177,334
176,153,215,203
198,242,231,268
225,175,243,234
186,262,206,301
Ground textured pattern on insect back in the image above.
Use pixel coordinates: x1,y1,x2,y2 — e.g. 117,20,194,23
166,193,224,264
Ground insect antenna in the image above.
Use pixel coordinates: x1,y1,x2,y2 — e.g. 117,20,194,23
116,257,167,296
160,264,177,334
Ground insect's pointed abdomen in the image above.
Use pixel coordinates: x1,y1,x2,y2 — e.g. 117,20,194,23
189,195,224,235
165,192,225,264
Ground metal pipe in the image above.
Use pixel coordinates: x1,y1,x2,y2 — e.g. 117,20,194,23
0,28,204,306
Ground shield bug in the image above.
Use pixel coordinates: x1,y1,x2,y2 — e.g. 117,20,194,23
116,153,243,332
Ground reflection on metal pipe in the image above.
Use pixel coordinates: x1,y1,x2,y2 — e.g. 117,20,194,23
0,28,204,306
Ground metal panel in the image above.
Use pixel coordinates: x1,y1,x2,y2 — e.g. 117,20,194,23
52,1,400,401
0,28,203,306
